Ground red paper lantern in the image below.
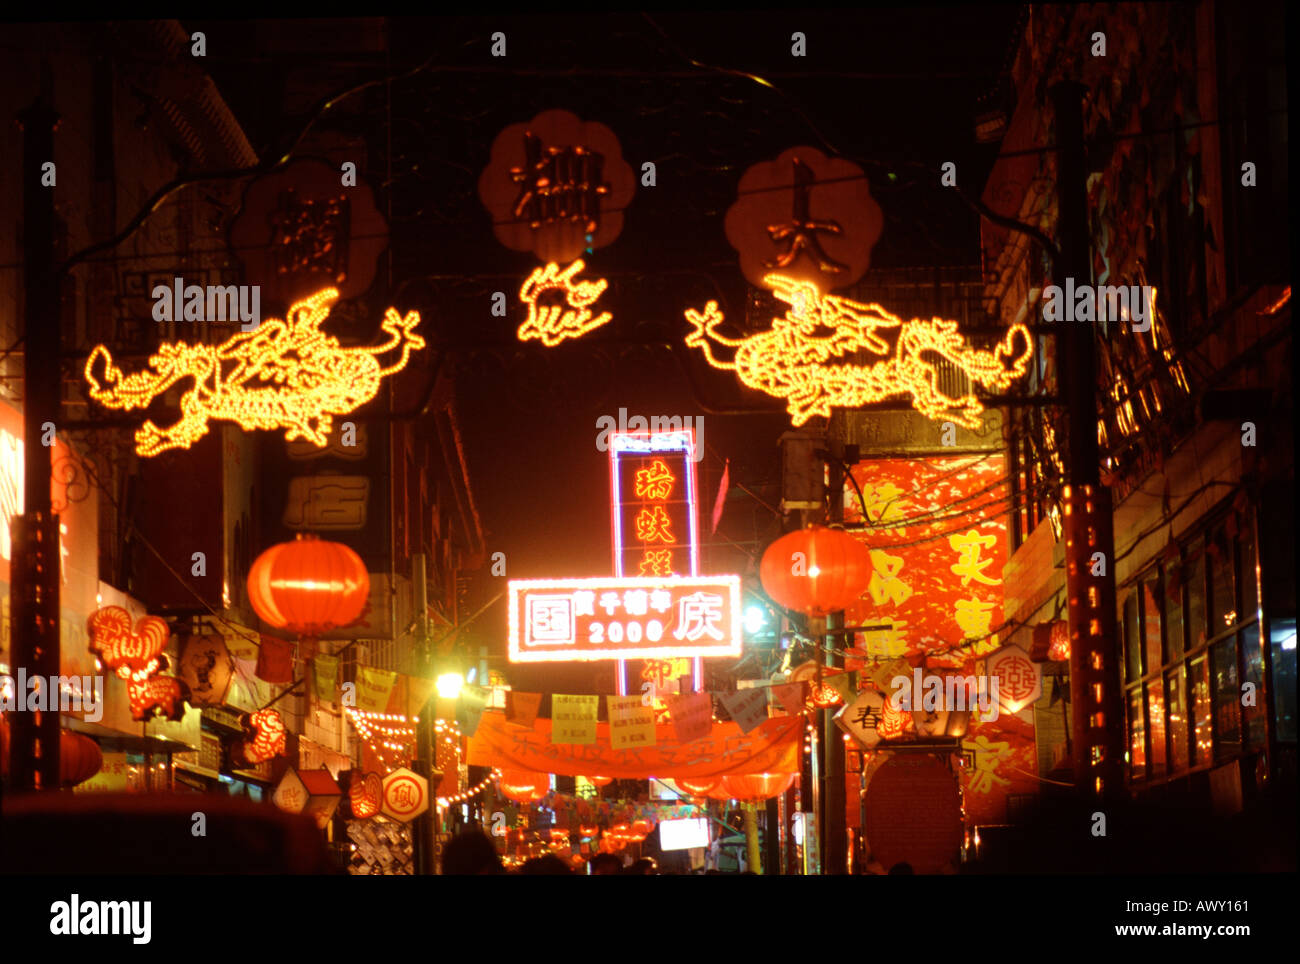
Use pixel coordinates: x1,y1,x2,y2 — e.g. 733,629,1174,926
721,772,796,801
760,526,873,617
247,535,370,637
498,769,549,803
586,775,613,787
676,777,718,798
0,721,102,787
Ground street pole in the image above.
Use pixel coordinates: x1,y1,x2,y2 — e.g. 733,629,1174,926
824,442,848,874
1051,82,1126,801
412,553,440,873
8,96,62,793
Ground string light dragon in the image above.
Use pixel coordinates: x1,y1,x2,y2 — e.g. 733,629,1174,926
84,287,425,456
517,259,612,346
684,274,1032,428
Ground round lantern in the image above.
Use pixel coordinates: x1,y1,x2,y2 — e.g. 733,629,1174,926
498,769,549,803
721,772,796,801
631,818,654,836
676,777,718,798
586,775,613,787
60,730,104,788
0,720,102,787
760,526,872,617
247,535,370,637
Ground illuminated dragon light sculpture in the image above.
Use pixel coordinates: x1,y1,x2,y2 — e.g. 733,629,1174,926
517,259,612,346
84,287,425,457
684,274,1032,429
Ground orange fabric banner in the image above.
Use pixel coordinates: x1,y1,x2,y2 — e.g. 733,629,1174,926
467,710,800,779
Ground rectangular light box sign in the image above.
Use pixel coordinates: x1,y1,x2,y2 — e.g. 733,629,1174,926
508,575,741,663
658,817,710,851
609,430,700,579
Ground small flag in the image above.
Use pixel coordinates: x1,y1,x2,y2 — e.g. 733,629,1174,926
507,691,543,727
666,692,713,743
355,666,397,712
607,695,657,750
711,459,730,535
313,654,339,703
721,688,769,733
552,695,599,745
457,685,490,737
256,636,294,684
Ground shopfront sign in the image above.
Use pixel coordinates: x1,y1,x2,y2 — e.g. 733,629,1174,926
508,575,741,663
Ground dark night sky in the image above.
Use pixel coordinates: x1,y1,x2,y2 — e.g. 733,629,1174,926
192,10,1022,691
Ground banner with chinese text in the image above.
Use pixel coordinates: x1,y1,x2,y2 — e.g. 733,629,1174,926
467,710,799,778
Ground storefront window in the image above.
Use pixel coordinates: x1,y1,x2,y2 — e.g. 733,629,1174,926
1143,578,1163,674
1129,690,1146,779
1186,539,1207,650
1238,519,1258,619
1165,559,1185,661
1146,681,1166,779
1211,638,1241,761
1123,592,1141,682
1209,527,1235,634
1166,667,1188,772
1190,656,1212,765
1270,618,1297,743
1240,624,1265,749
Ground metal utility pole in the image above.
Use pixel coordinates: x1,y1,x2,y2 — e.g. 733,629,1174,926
1051,82,1126,800
8,97,62,793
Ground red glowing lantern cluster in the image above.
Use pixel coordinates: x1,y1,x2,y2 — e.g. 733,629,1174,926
760,526,873,617
247,535,370,637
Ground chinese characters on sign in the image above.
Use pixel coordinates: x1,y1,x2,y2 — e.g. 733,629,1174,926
508,576,741,663
478,109,636,265
610,431,699,579
724,146,882,294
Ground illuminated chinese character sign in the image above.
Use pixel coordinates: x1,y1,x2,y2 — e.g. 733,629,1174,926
230,158,388,307
724,146,882,294
478,109,636,266
841,455,1009,666
609,431,700,579
507,576,741,663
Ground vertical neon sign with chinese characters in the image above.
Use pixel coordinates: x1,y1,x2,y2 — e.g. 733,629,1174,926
609,430,701,694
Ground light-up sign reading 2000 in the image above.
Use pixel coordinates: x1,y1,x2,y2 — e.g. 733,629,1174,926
508,576,742,663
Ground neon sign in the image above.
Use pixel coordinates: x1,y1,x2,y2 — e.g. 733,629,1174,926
84,287,424,456
517,259,612,346
609,430,700,580
684,274,1032,428
507,576,741,663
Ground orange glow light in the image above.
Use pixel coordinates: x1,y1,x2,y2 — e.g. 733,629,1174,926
517,260,612,346
685,274,1032,428
84,288,424,456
